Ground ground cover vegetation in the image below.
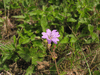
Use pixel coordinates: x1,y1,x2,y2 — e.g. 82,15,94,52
0,0,100,75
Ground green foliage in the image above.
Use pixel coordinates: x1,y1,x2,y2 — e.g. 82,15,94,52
96,4,100,11
25,65,35,75
0,43,16,70
60,71,67,75
3,0,10,9
0,0,100,74
60,35,69,44
41,16,48,32
93,70,100,75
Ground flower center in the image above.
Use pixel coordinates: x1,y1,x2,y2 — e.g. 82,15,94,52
48,35,52,39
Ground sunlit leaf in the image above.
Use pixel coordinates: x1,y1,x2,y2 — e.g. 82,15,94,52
41,16,48,32
12,15,25,19
60,35,69,43
25,66,34,75
67,18,77,22
88,24,94,33
13,35,16,45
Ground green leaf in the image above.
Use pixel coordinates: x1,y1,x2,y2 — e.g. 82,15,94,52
22,36,30,44
60,71,67,75
29,11,37,16
18,24,25,28
59,26,64,40
25,66,34,75
31,49,44,65
4,0,10,4
78,18,88,24
61,26,64,33
31,35,36,41
47,16,54,21
51,23,59,26
2,55,9,63
30,47,38,54
24,29,33,36
41,16,48,32
14,55,19,62
84,38,92,44
88,24,94,33
4,0,10,8
48,0,53,3
0,64,9,71
68,35,77,43
47,5,54,11
94,70,100,75
60,35,69,43
96,4,100,11
43,5,47,11
91,33,98,41
17,48,30,62
76,23,81,31
97,24,100,30
32,40,42,46
0,18,3,22
38,52,45,57
12,15,25,19
37,10,43,15
2,53,13,64
32,56,38,65
55,14,64,20
13,35,16,45
70,37,77,43
19,38,22,45
67,18,77,22
22,0,28,7
32,40,46,51
66,13,71,17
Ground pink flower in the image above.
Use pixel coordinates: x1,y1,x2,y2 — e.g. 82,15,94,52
42,29,60,44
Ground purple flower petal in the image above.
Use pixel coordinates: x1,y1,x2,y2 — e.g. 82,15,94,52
56,34,60,37
52,32,60,37
42,32,48,38
46,29,51,35
47,39,51,44
52,38,59,44
52,30,57,32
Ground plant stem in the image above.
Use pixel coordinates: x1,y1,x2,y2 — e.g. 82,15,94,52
81,50,92,75
55,60,60,75
48,44,60,75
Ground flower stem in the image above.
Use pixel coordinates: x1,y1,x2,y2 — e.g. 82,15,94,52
54,60,60,75
48,44,59,75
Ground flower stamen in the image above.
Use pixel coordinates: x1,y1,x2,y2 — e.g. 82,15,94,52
48,35,52,39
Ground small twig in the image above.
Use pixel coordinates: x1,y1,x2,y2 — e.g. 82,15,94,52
68,25,77,38
3,70,12,75
0,72,4,75
90,64,98,72
90,50,100,72
41,70,50,72
90,50,97,67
